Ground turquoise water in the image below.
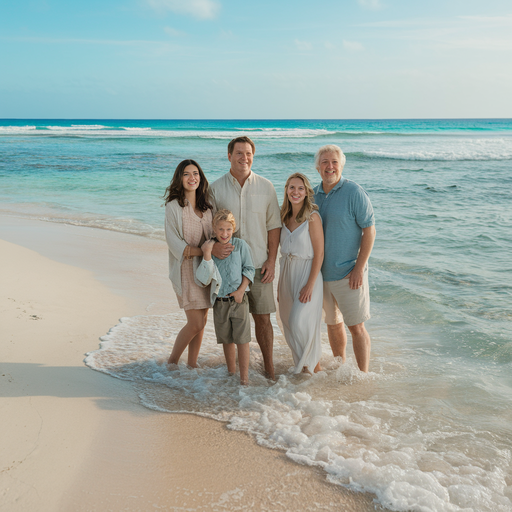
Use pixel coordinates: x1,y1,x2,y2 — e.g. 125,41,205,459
2,119,512,511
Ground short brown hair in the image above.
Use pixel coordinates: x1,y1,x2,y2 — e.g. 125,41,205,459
213,209,236,230
228,136,255,156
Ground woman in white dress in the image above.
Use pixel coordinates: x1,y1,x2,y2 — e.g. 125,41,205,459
278,173,324,374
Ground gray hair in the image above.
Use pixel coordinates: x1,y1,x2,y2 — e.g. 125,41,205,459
315,145,346,170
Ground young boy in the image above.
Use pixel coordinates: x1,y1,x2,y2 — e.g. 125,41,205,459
197,209,255,385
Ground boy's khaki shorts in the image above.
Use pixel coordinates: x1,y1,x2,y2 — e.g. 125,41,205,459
213,294,251,344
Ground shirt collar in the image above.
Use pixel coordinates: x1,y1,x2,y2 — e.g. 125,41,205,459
229,170,253,185
316,177,346,195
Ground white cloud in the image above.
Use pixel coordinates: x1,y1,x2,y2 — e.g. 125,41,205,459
343,40,364,51
436,38,512,51
147,0,220,20
357,0,382,10
458,15,512,26
295,39,312,51
164,27,186,37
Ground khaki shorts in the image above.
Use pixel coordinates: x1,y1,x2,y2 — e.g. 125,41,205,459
213,294,251,344
323,267,370,327
247,268,276,315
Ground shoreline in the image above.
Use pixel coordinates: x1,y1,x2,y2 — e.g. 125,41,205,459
0,215,378,511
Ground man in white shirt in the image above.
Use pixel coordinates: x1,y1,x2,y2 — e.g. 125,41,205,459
210,137,282,379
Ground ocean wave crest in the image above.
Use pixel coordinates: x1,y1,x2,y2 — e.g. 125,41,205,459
0,125,37,133
349,147,512,161
0,125,334,139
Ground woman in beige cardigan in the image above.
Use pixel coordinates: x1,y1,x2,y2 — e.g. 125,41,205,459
164,159,214,367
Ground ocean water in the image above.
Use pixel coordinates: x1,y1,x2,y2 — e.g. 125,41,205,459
1,118,512,511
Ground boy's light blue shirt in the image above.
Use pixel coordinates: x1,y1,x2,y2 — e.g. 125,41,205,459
314,177,374,281
213,238,255,298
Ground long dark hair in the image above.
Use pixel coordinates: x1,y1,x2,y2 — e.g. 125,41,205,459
163,159,213,211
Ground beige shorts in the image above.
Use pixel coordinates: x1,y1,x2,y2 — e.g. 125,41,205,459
323,267,370,327
213,294,251,344
247,268,276,315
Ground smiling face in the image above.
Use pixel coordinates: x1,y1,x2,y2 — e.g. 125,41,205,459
213,220,234,244
286,177,307,207
181,164,200,193
317,151,343,192
228,142,254,177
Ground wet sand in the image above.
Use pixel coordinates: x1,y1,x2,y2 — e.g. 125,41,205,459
0,215,378,511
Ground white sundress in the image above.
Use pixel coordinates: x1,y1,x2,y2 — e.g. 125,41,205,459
278,213,323,373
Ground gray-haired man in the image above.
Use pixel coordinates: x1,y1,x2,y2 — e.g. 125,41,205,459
313,144,376,372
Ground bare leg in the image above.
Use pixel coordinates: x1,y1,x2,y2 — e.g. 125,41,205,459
252,313,274,380
327,322,347,363
186,310,208,367
237,343,250,385
223,344,236,374
168,309,208,365
348,322,371,373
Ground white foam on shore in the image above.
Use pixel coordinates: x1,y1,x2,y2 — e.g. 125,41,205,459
0,204,164,240
85,313,512,512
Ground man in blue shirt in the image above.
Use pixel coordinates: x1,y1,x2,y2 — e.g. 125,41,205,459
313,145,376,372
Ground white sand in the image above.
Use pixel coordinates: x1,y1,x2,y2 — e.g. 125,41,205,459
0,216,377,511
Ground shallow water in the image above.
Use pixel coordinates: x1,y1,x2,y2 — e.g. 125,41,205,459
2,118,512,511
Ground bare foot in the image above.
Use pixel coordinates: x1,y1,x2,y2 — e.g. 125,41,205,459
263,370,276,381
314,362,322,373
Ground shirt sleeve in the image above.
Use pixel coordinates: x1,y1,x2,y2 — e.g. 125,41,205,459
353,187,375,229
266,184,282,231
239,240,255,284
195,258,216,286
208,184,217,213
164,202,188,261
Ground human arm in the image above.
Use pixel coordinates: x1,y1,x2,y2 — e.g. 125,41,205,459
299,213,324,303
230,276,251,303
201,239,215,261
347,225,376,290
211,241,235,260
260,227,281,284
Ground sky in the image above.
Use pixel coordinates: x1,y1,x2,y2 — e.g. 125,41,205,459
1,0,512,119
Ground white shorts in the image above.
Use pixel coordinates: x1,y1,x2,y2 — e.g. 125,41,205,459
323,267,370,327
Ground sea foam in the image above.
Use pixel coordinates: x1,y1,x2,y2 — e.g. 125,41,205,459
85,312,512,512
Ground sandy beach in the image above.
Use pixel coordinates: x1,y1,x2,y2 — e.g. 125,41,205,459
0,215,377,511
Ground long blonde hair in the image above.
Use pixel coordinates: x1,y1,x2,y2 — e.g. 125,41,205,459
280,173,318,225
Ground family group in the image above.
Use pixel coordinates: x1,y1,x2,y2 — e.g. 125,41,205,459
164,136,376,385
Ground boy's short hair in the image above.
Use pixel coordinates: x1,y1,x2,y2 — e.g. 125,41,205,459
213,209,236,230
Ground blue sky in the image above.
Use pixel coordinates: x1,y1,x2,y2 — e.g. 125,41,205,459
1,0,511,119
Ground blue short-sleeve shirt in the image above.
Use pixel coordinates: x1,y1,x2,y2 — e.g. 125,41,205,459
314,177,374,281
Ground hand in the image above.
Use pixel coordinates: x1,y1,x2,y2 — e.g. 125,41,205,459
229,289,245,304
260,259,276,284
211,241,234,260
299,283,313,303
348,266,364,290
201,239,215,259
